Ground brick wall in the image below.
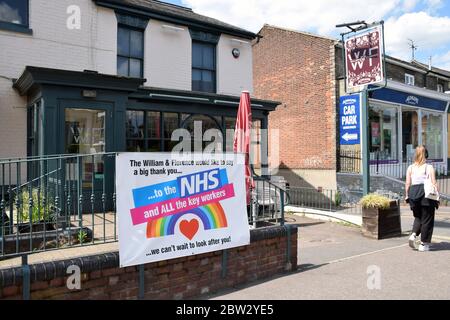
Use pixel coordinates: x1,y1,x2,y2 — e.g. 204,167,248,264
0,225,297,300
253,25,337,173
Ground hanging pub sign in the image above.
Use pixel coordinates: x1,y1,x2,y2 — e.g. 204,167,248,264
116,152,250,268
345,25,384,91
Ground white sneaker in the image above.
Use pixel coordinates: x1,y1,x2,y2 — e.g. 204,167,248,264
418,243,430,252
408,233,417,249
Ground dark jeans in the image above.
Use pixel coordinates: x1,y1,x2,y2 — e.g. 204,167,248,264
412,204,435,243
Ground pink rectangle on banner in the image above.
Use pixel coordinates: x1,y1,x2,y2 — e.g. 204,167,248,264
130,184,235,226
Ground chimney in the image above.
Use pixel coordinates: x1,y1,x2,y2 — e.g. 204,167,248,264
428,56,432,70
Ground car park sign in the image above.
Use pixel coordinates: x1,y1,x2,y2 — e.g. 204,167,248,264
340,94,361,145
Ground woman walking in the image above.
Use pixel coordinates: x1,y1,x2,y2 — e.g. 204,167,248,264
405,145,439,252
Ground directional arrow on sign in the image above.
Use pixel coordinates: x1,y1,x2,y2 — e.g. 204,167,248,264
342,133,358,141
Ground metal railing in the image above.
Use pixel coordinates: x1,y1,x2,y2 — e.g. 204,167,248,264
248,176,289,227
1,153,288,260
288,187,362,215
338,150,450,197
0,153,117,259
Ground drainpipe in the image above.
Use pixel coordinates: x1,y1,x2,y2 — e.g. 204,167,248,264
446,102,450,171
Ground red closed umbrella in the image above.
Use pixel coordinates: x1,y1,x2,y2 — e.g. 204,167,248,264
233,91,254,205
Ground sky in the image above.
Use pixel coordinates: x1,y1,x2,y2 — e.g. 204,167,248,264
162,0,450,70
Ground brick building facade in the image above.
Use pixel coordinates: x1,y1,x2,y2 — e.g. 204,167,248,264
253,24,450,190
253,25,338,189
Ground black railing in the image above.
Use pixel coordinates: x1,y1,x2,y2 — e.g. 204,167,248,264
288,187,362,215
1,153,289,260
338,150,450,197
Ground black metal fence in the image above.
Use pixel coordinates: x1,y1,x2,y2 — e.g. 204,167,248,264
338,150,450,196
0,153,117,259
0,153,288,260
248,177,288,227
288,187,362,215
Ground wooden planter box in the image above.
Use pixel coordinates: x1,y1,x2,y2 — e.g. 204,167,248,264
361,200,402,239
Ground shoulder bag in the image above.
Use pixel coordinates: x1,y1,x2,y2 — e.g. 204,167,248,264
424,164,440,201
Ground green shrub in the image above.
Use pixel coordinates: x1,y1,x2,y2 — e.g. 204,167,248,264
77,230,88,244
359,194,391,210
19,188,54,223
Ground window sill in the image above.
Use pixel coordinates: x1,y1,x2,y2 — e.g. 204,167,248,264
0,21,33,35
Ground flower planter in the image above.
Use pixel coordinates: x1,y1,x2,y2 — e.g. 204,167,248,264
361,200,402,239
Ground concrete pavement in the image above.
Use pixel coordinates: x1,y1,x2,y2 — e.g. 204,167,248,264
206,213,450,300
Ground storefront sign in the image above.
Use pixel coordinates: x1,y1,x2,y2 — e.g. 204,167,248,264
345,26,384,90
340,94,361,145
370,87,448,111
116,153,250,267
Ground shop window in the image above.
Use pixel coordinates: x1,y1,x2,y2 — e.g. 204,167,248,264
402,110,419,162
369,105,398,161
405,73,415,86
422,112,443,160
117,26,144,77
0,0,28,26
192,41,216,93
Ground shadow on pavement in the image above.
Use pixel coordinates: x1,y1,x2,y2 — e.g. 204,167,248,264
297,263,329,272
431,242,450,251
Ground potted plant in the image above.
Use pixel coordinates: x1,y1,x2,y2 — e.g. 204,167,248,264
359,194,401,239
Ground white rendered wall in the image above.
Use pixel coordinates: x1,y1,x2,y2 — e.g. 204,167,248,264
216,34,253,96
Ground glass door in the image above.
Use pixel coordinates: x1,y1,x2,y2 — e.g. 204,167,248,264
65,108,106,189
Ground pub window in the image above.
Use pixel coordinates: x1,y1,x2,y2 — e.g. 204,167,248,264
117,25,144,77
405,73,415,86
192,41,216,93
0,0,28,26
126,111,182,152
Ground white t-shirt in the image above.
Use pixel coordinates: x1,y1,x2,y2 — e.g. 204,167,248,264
408,163,431,185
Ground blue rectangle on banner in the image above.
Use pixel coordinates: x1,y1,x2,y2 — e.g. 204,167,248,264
340,94,361,145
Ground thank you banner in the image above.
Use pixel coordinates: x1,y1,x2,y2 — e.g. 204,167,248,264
116,153,250,267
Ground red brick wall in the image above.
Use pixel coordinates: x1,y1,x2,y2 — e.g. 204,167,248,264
253,25,337,171
0,226,297,300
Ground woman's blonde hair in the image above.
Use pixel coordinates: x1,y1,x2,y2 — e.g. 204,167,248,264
414,145,427,165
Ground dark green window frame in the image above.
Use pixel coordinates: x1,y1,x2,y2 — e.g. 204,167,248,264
0,0,32,34
117,25,144,78
192,40,217,93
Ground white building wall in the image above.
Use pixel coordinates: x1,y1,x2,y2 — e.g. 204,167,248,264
216,34,253,95
0,0,117,158
144,20,191,90
0,0,256,160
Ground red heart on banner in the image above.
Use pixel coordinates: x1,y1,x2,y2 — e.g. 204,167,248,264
179,219,199,240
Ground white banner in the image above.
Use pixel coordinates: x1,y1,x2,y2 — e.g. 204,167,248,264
116,153,250,267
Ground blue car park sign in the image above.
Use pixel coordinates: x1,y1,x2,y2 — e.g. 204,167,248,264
340,94,361,145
